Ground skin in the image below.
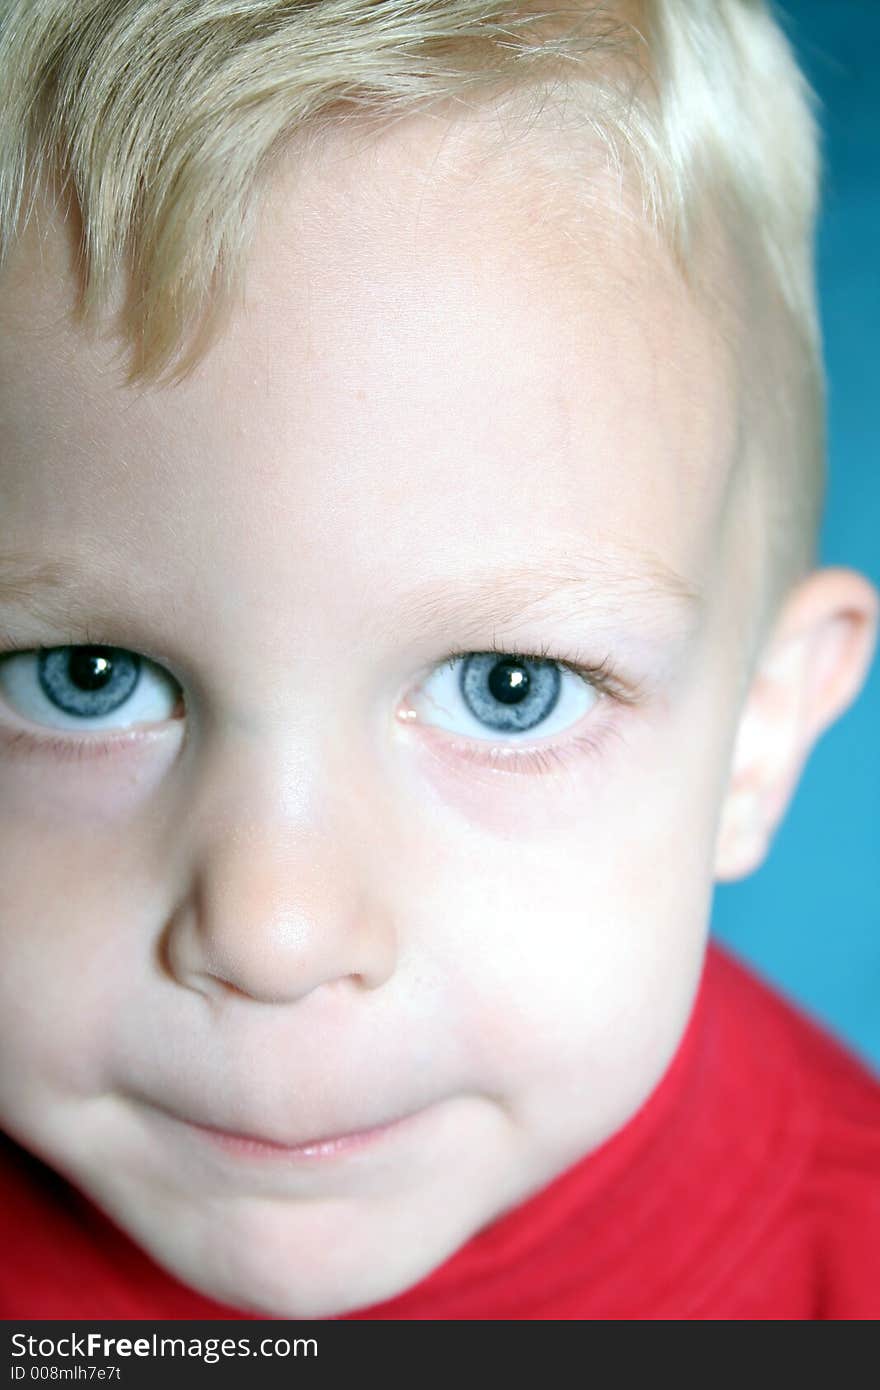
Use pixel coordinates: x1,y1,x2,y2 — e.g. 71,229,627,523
0,112,875,1319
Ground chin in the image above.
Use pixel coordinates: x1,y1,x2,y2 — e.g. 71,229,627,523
101,1188,453,1321
156,1235,434,1321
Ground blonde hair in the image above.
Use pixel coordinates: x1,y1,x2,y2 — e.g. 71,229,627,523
0,0,825,635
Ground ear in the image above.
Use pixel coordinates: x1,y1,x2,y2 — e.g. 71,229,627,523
714,566,879,882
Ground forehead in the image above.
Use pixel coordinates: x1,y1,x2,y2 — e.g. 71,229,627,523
0,113,741,642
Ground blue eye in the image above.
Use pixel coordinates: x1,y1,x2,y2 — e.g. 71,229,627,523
0,645,181,733
415,649,599,743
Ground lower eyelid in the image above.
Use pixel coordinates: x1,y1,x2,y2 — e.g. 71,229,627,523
0,724,171,764
414,704,619,780
457,732,607,776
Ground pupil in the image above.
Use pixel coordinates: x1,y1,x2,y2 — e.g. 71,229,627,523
69,647,114,691
488,659,530,706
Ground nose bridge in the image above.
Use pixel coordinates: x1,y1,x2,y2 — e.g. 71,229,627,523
163,739,397,1005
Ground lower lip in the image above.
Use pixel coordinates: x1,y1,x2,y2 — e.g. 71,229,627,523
187,1114,416,1162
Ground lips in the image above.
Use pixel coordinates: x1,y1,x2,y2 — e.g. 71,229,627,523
183,1108,424,1160
191,1113,408,1152
136,1085,445,1162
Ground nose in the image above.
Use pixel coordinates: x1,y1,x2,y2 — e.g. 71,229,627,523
163,815,398,1006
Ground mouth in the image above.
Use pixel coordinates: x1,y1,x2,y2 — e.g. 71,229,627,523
181,1109,426,1162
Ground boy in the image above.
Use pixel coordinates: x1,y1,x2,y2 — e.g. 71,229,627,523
0,0,878,1320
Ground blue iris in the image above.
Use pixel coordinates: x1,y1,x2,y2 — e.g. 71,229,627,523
459,653,561,734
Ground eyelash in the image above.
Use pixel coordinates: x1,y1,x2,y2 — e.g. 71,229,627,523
0,634,638,777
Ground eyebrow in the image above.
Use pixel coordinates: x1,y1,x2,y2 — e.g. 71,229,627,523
0,541,703,647
389,549,702,645
0,552,146,640
0,553,109,627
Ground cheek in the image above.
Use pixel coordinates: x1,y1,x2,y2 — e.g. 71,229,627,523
0,740,182,1111
0,812,136,1112
416,681,730,1097
0,730,183,821
0,738,180,1054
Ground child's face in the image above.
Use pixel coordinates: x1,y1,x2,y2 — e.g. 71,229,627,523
0,118,757,1317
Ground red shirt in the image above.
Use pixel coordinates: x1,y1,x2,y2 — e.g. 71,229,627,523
1,940,878,1320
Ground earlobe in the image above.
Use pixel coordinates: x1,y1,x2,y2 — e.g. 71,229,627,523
714,786,769,883
713,566,879,884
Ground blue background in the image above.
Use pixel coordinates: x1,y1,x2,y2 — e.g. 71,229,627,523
711,1,880,1073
